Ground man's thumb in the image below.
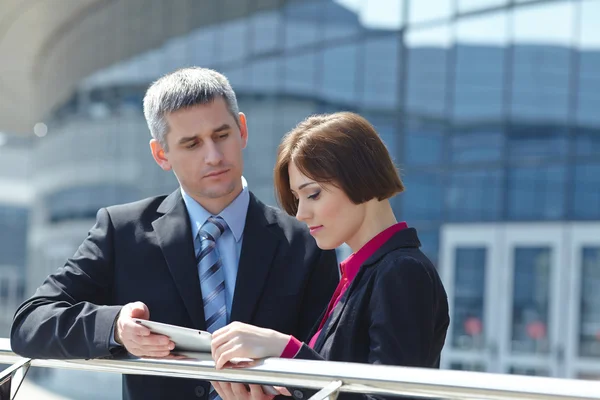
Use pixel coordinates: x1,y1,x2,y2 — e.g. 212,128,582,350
129,301,150,319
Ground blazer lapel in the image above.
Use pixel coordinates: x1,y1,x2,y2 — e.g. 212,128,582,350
313,268,364,352
230,193,280,323
152,190,206,330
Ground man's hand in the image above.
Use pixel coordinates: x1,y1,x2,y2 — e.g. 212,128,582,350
211,382,290,400
114,301,175,358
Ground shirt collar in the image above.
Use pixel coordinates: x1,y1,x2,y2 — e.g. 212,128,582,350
181,176,250,242
339,222,408,282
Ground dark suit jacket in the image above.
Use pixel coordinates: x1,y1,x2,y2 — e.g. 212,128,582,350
289,228,449,400
10,190,339,400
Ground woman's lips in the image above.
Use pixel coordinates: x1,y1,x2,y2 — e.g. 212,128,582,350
309,226,323,235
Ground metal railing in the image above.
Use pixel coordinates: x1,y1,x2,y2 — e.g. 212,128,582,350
2,338,600,400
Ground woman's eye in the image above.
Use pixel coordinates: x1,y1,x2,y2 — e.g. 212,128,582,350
186,141,197,149
308,191,321,200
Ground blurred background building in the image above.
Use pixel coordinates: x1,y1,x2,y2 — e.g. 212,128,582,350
0,0,599,398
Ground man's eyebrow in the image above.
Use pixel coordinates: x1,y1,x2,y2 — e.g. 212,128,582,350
177,124,231,144
178,136,197,144
213,124,231,133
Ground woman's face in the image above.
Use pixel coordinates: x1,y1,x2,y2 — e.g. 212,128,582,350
288,162,366,250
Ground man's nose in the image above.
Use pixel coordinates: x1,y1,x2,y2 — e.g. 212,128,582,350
205,142,223,165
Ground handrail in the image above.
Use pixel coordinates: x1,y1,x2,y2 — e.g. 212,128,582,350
2,338,600,400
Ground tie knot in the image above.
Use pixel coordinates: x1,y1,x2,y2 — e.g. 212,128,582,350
200,216,227,242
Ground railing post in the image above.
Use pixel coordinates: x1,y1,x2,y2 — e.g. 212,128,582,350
0,358,31,400
308,380,343,400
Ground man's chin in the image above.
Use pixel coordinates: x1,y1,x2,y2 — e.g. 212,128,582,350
200,182,238,200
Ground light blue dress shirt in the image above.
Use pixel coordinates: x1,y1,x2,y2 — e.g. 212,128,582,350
109,178,249,347
181,177,249,322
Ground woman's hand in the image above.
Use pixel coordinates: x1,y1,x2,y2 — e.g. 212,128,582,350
211,322,291,369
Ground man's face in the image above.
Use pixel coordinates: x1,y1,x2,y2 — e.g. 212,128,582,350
150,97,248,212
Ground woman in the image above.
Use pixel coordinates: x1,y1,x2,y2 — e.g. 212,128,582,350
211,112,449,400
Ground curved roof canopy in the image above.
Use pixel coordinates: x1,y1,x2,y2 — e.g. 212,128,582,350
0,0,278,135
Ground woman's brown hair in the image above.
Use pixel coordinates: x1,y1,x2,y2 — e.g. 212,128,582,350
274,112,405,216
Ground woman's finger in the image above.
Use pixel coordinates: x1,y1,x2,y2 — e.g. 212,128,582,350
216,344,244,369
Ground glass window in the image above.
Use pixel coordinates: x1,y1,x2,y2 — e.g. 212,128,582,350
284,1,322,49
573,164,600,220
249,58,279,94
406,25,451,119
363,114,398,158
417,229,440,264
509,366,550,377
450,362,486,372
215,19,248,64
322,0,361,41
452,248,487,350
250,11,281,54
511,247,552,354
511,2,575,123
458,0,507,13
507,124,568,161
409,0,452,24
0,206,28,267
321,43,359,104
508,165,566,220
447,169,503,221
362,34,400,110
577,1,600,128
283,51,318,96
402,171,444,221
575,126,600,156
454,12,507,122
46,185,140,223
405,120,444,166
579,248,600,358
450,126,504,163
188,28,219,67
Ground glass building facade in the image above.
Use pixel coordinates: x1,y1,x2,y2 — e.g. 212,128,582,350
20,0,600,394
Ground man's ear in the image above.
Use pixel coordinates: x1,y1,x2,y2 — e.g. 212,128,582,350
239,112,248,149
150,139,172,171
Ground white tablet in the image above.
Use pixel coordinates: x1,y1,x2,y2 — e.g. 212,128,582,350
133,318,212,353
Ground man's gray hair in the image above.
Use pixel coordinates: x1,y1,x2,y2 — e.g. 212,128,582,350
143,67,240,149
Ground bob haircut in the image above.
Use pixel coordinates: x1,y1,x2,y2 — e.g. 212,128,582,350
274,112,405,216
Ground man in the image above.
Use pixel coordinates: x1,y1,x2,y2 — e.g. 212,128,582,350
10,68,339,400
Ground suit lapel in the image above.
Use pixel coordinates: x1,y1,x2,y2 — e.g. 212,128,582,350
230,193,280,323
314,269,364,352
152,190,206,330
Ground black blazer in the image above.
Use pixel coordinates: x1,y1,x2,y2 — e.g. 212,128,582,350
10,190,339,400
290,228,449,400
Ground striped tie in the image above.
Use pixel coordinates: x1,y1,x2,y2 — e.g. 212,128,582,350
197,216,228,400
197,216,228,334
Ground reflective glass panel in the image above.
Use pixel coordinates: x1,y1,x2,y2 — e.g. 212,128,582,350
447,169,503,221
511,247,552,354
405,120,444,166
402,171,444,221
508,165,566,220
573,164,600,220
452,248,487,350
511,2,575,123
406,25,451,119
579,248,600,358
454,12,507,122
362,34,400,109
577,0,600,127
